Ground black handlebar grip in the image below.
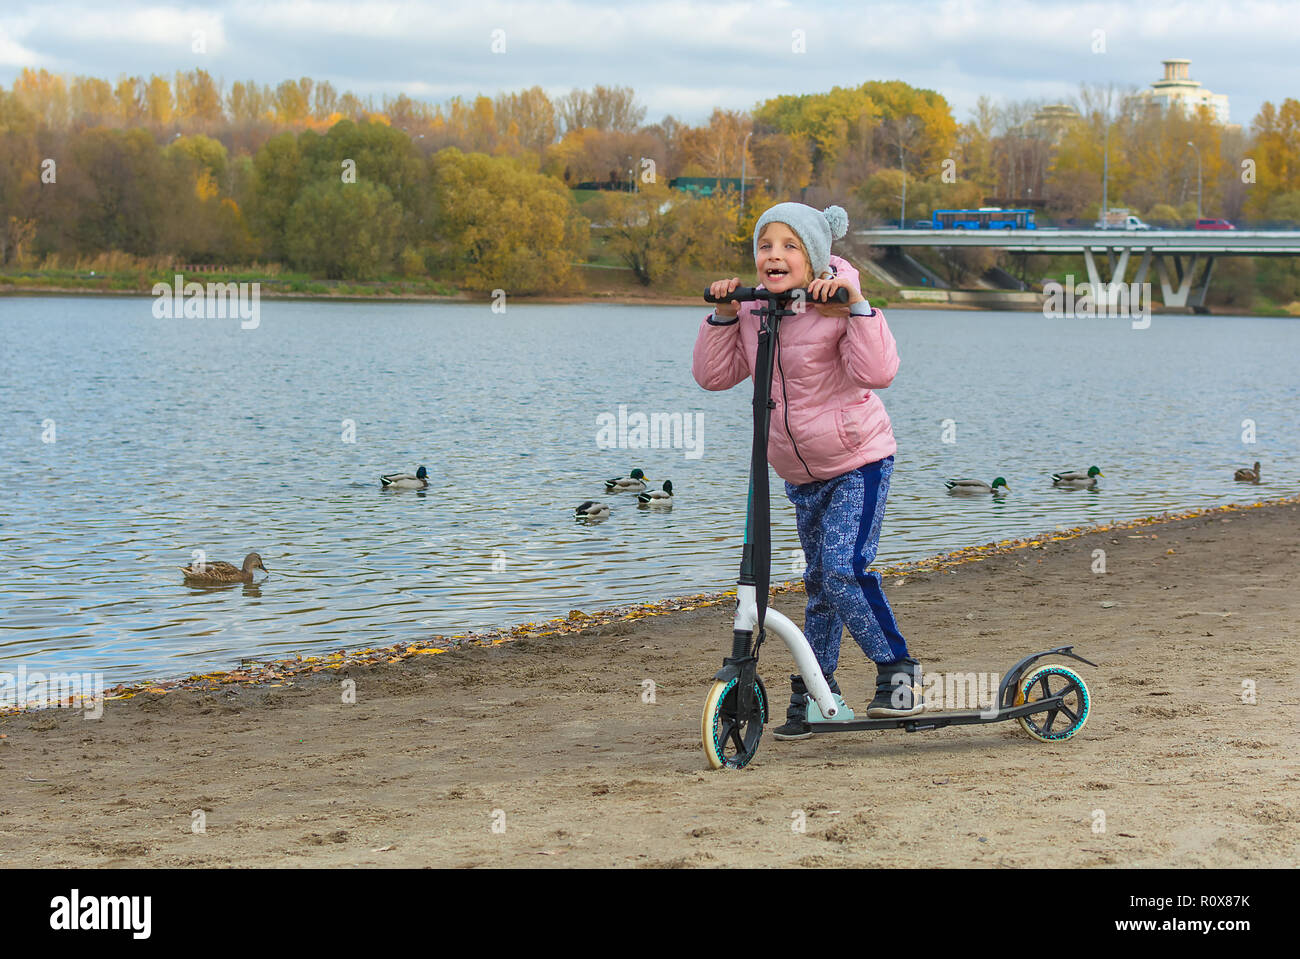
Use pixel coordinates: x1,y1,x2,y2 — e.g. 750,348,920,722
704,286,851,304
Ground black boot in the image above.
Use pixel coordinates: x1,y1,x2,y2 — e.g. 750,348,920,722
866,657,924,718
773,673,841,740
772,674,811,740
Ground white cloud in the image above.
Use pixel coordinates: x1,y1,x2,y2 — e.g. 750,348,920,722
30,5,225,51
0,16,43,68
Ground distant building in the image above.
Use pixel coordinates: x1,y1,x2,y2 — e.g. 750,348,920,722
1142,58,1230,124
1032,103,1081,144
668,176,761,197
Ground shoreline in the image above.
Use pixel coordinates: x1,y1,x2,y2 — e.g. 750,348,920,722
4,283,1294,315
5,494,1294,717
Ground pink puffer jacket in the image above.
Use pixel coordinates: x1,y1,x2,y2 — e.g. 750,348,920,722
691,255,899,486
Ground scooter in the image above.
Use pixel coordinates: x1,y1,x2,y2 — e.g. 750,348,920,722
698,284,1095,769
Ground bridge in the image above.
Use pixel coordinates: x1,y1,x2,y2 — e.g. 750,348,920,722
856,229,1300,309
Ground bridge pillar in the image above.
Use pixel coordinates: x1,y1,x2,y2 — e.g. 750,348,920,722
1133,249,1153,287
1082,248,1104,293
1154,253,1211,308
1083,247,1133,308
1190,255,1217,312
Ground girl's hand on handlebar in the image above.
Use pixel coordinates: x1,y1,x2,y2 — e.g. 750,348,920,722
807,276,864,316
709,277,741,317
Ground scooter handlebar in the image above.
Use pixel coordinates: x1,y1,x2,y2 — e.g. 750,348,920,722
704,286,850,304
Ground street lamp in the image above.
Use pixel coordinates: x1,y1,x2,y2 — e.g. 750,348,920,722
1186,140,1202,221
899,140,907,229
1101,119,1109,228
740,131,754,220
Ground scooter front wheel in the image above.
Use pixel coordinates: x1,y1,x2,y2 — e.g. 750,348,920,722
1014,664,1090,742
701,676,767,770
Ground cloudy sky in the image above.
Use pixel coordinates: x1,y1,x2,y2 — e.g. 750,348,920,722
1,0,1295,127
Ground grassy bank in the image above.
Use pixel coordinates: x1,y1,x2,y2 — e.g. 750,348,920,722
0,263,894,307
0,266,461,300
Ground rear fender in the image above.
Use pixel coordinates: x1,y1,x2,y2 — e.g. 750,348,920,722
998,646,1098,709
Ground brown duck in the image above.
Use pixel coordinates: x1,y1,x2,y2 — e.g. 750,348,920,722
181,551,268,584
1233,461,1261,483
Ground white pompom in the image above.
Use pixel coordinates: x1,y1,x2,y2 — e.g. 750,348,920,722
822,205,849,240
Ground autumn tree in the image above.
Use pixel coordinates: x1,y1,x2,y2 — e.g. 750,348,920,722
228,80,271,125
11,69,70,128
247,131,304,260
749,132,813,199
273,78,313,126
114,76,145,126
299,119,433,248
494,86,557,167
143,75,173,128
285,178,403,278
51,127,167,255
1244,98,1300,220
591,181,740,286
557,85,645,134
174,69,223,127
0,90,41,263
159,135,252,260
69,76,115,127
429,147,588,293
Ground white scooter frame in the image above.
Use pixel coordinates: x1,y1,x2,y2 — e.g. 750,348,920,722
732,583,838,718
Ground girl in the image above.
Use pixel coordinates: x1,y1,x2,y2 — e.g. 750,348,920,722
691,202,922,740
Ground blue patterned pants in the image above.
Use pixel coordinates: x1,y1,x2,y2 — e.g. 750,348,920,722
785,456,910,676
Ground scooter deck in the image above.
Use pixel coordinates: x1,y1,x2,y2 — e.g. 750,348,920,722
807,696,1066,734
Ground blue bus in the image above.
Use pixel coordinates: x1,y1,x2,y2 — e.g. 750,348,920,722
932,208,1037,230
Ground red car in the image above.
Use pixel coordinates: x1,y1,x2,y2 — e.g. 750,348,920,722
1195,218,1236,230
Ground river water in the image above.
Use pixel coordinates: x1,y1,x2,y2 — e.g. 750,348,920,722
1,295,1295,691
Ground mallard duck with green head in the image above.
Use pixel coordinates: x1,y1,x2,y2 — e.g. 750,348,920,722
1234,461,1261,483
181,551,268,585
381,466,428,490
637,480,674,507
605,468,648,492
946,477,1010,497
1052,466,1104,488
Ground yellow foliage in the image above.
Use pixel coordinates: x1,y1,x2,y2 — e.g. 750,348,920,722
194,169,219,202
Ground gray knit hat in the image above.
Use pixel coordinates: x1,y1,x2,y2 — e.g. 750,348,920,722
753,203,849,281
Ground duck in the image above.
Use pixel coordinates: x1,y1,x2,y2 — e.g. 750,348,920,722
1052,466,1104,488
605,468,648,492
575,501,611,520
1234,461,1261,483
637,480,674,507
181,551,268,585
381,465,428,489
946,477,1010,496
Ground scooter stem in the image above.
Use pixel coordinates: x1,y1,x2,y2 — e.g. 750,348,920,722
734,291,838,719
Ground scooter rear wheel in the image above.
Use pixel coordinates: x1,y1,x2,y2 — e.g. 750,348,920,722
1014,664,1090,742
701,676,767,769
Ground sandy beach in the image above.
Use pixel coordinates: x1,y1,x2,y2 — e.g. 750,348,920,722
2,498,1297,868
